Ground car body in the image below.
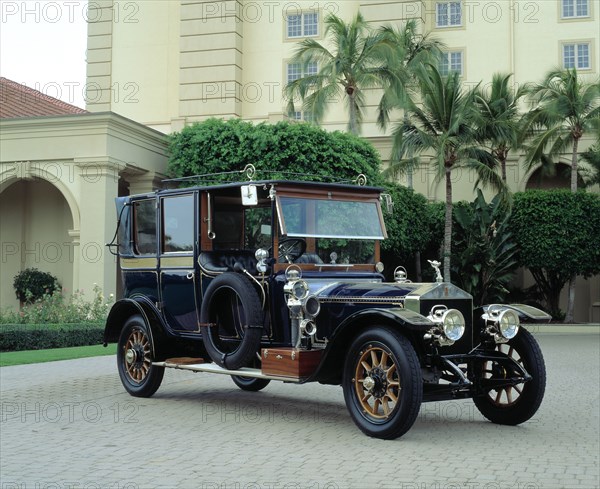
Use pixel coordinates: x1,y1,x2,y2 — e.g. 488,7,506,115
105,172,550,439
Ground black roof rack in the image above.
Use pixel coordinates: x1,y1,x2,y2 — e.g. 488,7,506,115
162,164,369,187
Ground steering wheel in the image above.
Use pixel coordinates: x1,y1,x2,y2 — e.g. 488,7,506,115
277,238,307,263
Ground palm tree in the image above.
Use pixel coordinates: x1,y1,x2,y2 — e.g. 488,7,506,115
523,68,600,192
474,73,527,183
376,19,444,133
523,68,600,322
283,12,391,135
376,20,443,281
385,65,502,282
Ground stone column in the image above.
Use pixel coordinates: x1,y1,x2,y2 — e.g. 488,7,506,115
179,0,244,121
75,158,120,300
126,171,163,195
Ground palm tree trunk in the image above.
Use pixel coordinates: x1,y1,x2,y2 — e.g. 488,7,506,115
571,136,579,192
571,137,579,192
348,92,358,136
565,275,576,323
565,136,579,322
443,167,453,282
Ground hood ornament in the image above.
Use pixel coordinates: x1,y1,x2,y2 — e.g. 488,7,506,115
428,260,443,283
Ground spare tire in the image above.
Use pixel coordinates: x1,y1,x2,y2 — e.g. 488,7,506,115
200,273,264,370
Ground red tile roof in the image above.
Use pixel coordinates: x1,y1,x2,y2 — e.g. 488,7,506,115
0,77,88,118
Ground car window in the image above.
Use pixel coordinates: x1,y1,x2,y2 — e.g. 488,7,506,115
245,207,272,249
277,196,386,239
133,199,157,255
162,194,194,253
213,209,243,250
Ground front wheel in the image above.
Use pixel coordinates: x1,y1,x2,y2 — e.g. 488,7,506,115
474,328,546,425
342,326,422,439
117,315,164,397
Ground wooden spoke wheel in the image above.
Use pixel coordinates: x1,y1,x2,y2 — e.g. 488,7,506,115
343,326,422,439
354,345,401,419
474,328,546,425
117,315,164,397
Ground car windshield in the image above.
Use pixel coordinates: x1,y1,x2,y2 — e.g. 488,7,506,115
277,196,386,240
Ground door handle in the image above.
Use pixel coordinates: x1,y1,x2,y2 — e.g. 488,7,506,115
186,272,194,280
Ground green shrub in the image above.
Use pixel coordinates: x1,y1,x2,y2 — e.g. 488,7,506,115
168,118,383,185
510,190,600,318
0,323,104,352
0,285,113,325
13,268,61,304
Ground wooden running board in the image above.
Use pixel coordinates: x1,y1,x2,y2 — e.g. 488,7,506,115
152,360,302,383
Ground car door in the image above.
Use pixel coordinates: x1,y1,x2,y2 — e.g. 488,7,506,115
159,192,201,332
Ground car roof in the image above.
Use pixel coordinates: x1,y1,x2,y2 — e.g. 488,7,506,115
128,179,383,199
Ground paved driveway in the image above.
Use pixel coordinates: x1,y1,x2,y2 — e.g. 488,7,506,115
1,333,598,489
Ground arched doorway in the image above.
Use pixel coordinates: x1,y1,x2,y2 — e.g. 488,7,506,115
0,179,74,309
525,162,580,190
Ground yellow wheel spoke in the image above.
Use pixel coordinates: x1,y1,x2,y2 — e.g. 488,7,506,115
495,389,503,404
380,351,388,368
370,350,378,367
386,364,396,378
382,398,390,416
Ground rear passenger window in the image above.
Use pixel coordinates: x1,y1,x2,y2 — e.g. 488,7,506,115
134,199,157,255
162,194,194,253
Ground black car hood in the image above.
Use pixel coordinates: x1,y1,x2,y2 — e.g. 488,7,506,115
308,280,418,305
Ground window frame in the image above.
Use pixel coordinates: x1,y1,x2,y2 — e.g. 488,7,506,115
435,1,462,28
285,60,319,122
438,50,464,76
160,194,196,255
561,0,590,19
132,198,158,256
561,41,592,70
286,11,320,39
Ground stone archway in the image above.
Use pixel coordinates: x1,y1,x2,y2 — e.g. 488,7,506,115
0,178,76,309
525,162,576,190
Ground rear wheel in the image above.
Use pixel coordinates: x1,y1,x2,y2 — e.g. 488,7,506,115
474,328,546,425
117,315,164,397
231,375,271,392
342,326,422,439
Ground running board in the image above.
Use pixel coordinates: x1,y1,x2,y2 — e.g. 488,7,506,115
152,360,302,383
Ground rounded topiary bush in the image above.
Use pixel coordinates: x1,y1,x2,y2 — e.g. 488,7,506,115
13,268,61,304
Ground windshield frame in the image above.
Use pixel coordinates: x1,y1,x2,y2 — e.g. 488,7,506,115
275,190,388,240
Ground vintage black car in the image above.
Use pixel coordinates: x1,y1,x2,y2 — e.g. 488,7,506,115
105,169,550,439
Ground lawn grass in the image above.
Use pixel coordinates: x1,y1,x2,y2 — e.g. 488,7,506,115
0,344,116,367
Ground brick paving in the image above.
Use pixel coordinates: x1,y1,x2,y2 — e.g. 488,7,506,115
0,333,598,489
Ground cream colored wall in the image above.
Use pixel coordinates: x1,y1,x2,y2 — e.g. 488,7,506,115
87,0,181,132
0,113,169,310
86,0,599,140
0,181,74,310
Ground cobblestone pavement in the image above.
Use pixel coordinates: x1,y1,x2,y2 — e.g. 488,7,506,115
1,334,598,489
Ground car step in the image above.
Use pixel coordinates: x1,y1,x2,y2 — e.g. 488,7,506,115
152,360,302,383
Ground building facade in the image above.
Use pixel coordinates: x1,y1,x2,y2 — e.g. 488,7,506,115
0,79,169,310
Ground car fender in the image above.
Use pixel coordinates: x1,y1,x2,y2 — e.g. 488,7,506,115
310,307,433,385
474,304,552,325
104,297,168,358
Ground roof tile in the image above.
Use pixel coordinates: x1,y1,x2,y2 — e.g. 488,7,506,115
0,77,88,118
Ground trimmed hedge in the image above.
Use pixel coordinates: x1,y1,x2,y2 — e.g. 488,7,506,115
0,323,104,352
